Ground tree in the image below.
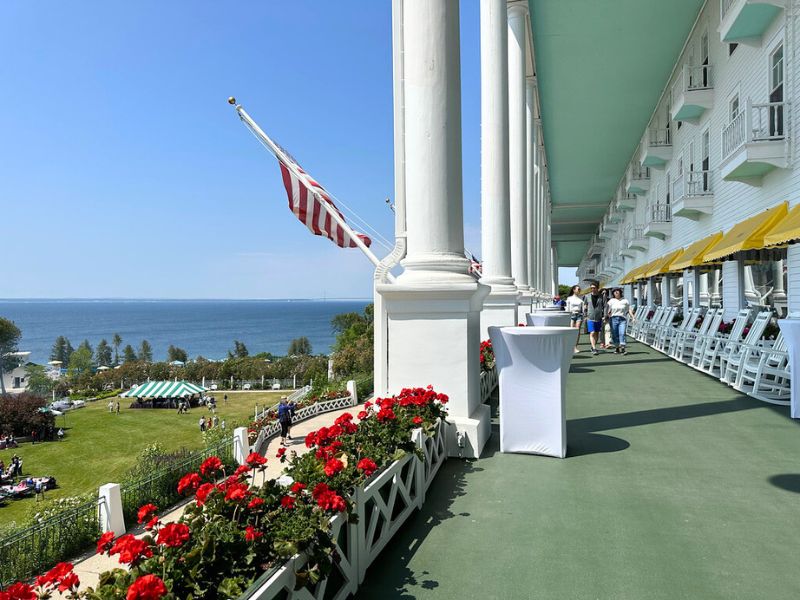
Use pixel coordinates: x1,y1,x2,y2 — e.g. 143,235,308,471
0,317,22,395
112,333,122,365
288,336,312,356
331,304,373,377
122,344,138,363
0,393,54,437
78,339,93,356
96,339,113,367
25,364,54,396
138,340,153,363
229,340,249,359
49,336,74,365
68,346,94,376
167,345,188,363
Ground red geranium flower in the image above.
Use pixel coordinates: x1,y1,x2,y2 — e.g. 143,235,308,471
245,452,267,467
96,531,115,554
311,482,347,512
137,503,158,525
109,534,153,565
324,458,345,477
244,525,263,542
290,482,306,494
377,407,396,422
195,482,215,506
357,410,368,420
247,496,265,510
36,562,75,590
1,582,36,600
57,571,80,593
412,416,423,425
233,464,251,478
357,458,378,477
276,447,286,458
224,482,250,502
144,516,159,531
156,522,190,548
177,472,201,494
200,456,223,476
280,495,295,509
126,574,167,600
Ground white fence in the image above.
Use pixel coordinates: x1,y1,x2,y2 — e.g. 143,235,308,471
480,367,498,404
241,420,448,600
254,385,312,422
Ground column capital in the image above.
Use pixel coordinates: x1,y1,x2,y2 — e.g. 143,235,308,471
507,1,529,19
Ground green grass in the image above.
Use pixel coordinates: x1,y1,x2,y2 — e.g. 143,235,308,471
0,391,285,526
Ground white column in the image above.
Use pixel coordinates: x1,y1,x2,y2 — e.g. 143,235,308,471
646,279,656,308
787,246,800,316
508,4,530,295
526,77,537,301
98,483,126,537
710,268,722,306
551,242,558,296
479,0,518,337
698,271,710,306
233,427,249,464
378,0,490,459
773,259,787,308
721,260,745,320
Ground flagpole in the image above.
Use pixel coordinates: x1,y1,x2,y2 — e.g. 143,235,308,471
230,100,393,281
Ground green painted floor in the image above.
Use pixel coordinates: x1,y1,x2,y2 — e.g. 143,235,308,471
357,342,800,599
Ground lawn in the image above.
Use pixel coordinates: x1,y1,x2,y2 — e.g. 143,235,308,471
0,391,286,526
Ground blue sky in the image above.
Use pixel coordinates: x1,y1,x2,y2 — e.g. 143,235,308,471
0,1,574,299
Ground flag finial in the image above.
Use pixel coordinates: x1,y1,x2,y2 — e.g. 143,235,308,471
227,97,237,105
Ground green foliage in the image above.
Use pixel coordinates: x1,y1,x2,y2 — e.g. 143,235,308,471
0,317,22,379
49,336,74,366
331,304,373,378
288,336,312,356
229,340,249,359
167,345,188,363
68,347,94,377
25,364,54,396
112,333,122,365
122,344,137,363
0,392,54,436
138,340,153,363
95,339,113,367
78,339,93,356
558,284,572,298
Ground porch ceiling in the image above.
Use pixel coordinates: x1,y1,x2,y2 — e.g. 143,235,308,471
529,0,705,266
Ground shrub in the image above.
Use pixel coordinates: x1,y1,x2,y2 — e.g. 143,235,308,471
0,393,54,437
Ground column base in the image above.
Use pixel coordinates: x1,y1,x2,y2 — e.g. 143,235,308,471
444,404,492,458
480,287,519,339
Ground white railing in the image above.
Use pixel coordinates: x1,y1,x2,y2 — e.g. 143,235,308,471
673,64,713,100
253,385,311,422
630,226,645,240
650,203,672,223
242,420,447,600
648,127,672,147
722,99,786,161
673,170,713,202
480,367,498,403
720,0,736,22
630,163,650,181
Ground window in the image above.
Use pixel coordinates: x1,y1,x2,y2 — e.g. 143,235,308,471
729,43,738,56
770,43,784,137
666,172,671,205
701,31,710,87
730,95,740,120
702,129,710,191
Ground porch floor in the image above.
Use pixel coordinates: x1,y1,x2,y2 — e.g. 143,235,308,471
357,341,800,599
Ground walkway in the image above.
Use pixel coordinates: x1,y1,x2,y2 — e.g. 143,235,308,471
357,342,800,599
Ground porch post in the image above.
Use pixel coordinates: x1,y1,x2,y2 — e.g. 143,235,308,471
508,3,530,299
721,260,745,321
698,271,710,306
479,0,518,338
773,259,787,309
646,279,656,308
526,77,538,303
786,247,800,316
710,268,722,306
378,0,491,459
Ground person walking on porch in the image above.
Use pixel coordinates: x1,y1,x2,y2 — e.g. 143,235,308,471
607,288,636,355
565,285,585,354
584,283,606,355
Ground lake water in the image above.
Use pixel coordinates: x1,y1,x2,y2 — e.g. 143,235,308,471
0,300,371,364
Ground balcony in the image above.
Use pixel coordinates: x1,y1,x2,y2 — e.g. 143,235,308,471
671,170,714,220
641,128,672,169
608,203,624,223
627,226,649,252
626,164,651,195
721,99,788,185
671,64,714,122
618,191,637,211
588,235,603,257
719,0,784,44
643,203,672,240
620,237,637,259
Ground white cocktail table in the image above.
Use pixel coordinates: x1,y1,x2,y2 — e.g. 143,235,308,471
488,325,578,457
777,319,800,419
526,311,572,327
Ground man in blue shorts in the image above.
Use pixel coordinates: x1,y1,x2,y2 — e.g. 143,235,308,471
583,283,606,355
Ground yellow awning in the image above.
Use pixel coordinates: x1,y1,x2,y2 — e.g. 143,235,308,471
669,231,724,271
703,202,788,262
626,259,655,282
643,249,685,278
622,264,645,284
764,203,800,247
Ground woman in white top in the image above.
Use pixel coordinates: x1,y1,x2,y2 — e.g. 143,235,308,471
606,288,636,354
564,285,585,353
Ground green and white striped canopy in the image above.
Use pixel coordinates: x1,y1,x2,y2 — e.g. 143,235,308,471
121,380,206,398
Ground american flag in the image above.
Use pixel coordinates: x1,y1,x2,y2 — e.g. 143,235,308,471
277,153,371,249
468,253,482,278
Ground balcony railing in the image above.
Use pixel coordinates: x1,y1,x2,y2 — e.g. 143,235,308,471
650,203,672,223
673,170,713,201
648,128,672,147
631,226,645,239
722,99,786,161
673,64,714,97
630,164,651,181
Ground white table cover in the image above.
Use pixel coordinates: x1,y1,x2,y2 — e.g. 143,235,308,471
526,311,572,327
488,326,578,457
777,319,800,419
